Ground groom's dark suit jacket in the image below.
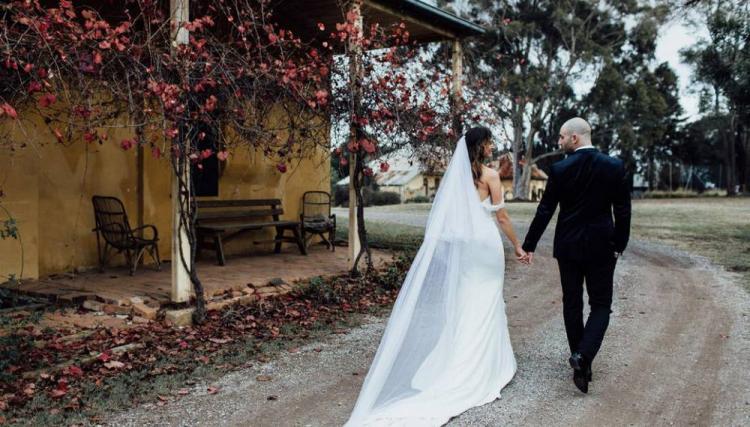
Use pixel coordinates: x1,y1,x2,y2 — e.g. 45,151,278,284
522,147,631,260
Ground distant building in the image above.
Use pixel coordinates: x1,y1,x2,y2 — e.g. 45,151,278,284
336,151,548,203
335,156,442,202
489,153,548,201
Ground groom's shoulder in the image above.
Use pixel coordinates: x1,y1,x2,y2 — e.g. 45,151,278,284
551,154,577,171
596,152,624,169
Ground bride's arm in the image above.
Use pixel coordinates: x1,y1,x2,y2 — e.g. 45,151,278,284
487,171,526,260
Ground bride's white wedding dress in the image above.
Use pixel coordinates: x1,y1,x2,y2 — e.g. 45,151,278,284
345,138,516,426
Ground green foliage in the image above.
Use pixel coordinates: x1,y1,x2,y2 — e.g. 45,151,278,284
1,217,18,240
681,1,750,192
457,0,666,198
405,195,431,203
367,191,401,206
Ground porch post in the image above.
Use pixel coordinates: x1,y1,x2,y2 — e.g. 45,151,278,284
347,1,364,270
347,154,360,269
170,0,191,303
451,39,464,137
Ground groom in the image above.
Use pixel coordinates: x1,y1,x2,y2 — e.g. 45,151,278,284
521,117,631,393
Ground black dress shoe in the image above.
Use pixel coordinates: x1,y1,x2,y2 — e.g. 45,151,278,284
573,369,589,393
569,352,589,394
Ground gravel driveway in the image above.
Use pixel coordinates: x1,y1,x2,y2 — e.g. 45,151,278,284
108,208,750,427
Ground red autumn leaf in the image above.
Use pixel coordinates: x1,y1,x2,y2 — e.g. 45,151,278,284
276,163,287,173
84,131,96,143
67,365,83,377
360,139,376,154
315,89,328,106
120,139,135,150
1,103,18,119
204,95,217,112
50,388,67,399
363,167,374,177
179,340,189,349
97,352,111,362
268,33,278,44
27,81,42,93
379,162,390,172
38,93,57,108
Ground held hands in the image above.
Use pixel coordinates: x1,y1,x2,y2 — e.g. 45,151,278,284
514,245,531,265
518,250,534,265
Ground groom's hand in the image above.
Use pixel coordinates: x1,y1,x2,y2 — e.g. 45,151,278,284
525,252,534,265
514,245,529,264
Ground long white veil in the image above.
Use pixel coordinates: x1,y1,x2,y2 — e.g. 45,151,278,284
345,137,505,425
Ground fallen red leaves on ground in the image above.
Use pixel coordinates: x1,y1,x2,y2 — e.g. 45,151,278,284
0,254,410,421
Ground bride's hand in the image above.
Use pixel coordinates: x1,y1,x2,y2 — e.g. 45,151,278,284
514,245,528,264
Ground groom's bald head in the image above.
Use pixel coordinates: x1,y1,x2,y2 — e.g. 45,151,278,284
559,117,592,153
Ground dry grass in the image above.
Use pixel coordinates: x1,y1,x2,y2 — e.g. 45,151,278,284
339,198,750,290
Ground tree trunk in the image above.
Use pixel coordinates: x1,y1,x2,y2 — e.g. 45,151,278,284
450,40,464,138
517,124,538,200
736,121,747,193
725,114,737,195
511,104,525,199
346,0,372,277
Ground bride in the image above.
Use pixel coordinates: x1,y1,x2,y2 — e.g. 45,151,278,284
345,127,527,426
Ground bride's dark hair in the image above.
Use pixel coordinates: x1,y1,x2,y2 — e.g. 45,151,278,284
465,126,493,185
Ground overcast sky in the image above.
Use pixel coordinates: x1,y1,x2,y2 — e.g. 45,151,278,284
655,17,707,120
423,0,707,121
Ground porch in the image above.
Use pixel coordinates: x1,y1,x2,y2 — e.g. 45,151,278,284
1,244,392,315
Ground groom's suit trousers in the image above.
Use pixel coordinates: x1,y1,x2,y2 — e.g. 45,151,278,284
557,256,617,362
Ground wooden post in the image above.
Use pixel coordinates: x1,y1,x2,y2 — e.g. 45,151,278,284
347,153,360,269
347,1,364,271
170,0,191,303
451,39,464,137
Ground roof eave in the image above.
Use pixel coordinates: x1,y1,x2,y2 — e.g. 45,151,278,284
369,0,485,38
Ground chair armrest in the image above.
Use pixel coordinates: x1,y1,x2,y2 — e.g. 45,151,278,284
132,224,159,241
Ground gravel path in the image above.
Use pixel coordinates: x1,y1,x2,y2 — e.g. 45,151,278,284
108,210,750,427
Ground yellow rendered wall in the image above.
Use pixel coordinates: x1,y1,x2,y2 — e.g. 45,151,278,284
192,143,331,259
0,110,331,279
0,145,39,281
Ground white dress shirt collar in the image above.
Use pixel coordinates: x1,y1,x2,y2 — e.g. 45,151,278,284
575,145,596,152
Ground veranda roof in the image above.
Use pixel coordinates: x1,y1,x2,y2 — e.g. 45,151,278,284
274,0,485,45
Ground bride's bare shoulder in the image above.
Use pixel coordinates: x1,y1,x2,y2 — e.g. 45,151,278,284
480,165,499,180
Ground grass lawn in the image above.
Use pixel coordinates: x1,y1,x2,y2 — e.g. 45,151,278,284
337,198,750,290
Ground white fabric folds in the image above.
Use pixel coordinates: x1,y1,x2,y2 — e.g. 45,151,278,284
345,137,517,426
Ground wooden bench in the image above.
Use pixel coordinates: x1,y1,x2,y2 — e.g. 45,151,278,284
195,199,306,266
